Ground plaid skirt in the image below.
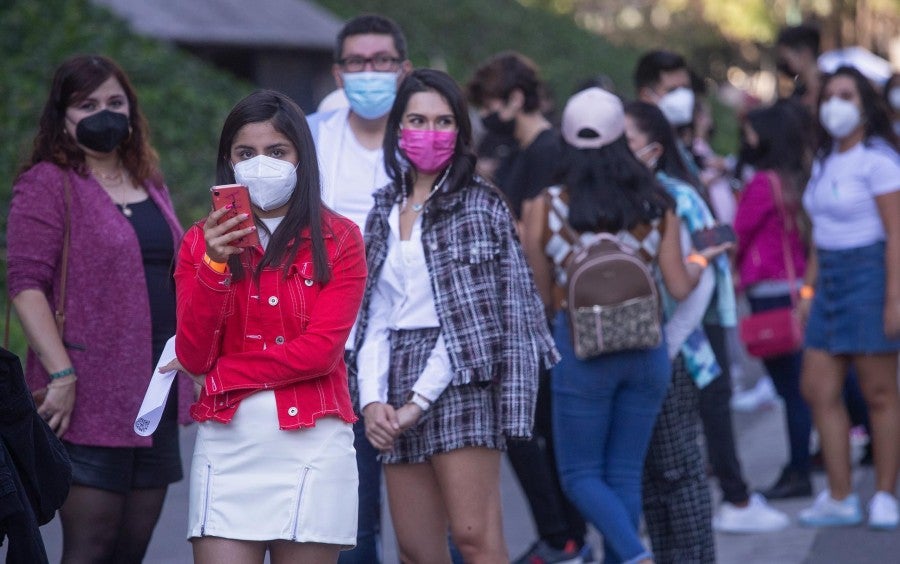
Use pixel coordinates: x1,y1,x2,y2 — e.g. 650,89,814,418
382,327,505,464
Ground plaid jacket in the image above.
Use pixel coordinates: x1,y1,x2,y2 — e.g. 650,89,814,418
352,176,559,438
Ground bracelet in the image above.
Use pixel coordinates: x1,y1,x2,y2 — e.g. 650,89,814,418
407,391,432,411
47,375,77,389
686,253,709,269
49,367,75,380
800,284,815,300
203,253,228,273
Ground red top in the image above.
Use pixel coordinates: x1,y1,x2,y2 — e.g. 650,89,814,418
174,209,366,429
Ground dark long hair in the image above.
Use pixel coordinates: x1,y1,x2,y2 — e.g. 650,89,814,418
742,100,811,204
216,90,330,284
816,66,899,158
383,69,477,200
23,54,160,184
624,101,700,190
563,136,672,233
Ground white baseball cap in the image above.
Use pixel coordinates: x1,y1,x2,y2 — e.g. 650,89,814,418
561,87,625,149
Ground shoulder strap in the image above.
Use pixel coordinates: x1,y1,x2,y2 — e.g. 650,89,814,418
4,174,72,348
55,175,72,336
767,172,798,303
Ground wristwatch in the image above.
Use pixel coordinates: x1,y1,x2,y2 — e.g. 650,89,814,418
407,391,432,411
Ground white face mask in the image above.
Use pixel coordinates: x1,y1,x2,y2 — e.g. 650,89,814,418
233,155,298,211
819,97,862,140
657,87,695,127
889,87,900,112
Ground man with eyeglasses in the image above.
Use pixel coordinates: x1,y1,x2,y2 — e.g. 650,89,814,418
307,14,412,564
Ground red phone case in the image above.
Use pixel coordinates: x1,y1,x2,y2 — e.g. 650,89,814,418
210,184,260,248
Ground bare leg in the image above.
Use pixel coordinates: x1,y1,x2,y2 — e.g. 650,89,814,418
60,486,125,564
853,353,900,494
112,486,168,563
270,540,341,564
432,447,508,564
191,537,266,564
384,462,452,564
801,349,852,498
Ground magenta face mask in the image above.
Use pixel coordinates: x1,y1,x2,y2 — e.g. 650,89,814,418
399,129,457,174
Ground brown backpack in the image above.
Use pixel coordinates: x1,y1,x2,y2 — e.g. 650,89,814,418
545,188,663,359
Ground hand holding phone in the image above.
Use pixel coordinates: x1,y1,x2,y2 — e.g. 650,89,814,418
210,184,260,249
691,224,736,251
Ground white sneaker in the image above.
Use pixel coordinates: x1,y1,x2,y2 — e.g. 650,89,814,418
868,491,899,530
798,490,863,527
713,493,790,533
730,377,779,413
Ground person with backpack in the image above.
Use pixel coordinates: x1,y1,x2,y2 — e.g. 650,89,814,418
527,87,730,564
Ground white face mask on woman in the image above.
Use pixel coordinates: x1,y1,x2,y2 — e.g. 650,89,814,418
819,97,862,140
233,155,298,211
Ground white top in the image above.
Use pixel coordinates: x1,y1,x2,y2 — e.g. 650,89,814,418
664,223,715,359
803,138,900,250
356,205,452,410
313,107,392,348
258,216,284,250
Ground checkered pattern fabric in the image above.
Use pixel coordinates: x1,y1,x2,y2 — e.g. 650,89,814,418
642,355,715,564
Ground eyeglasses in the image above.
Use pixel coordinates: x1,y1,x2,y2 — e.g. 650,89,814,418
338,55,403,73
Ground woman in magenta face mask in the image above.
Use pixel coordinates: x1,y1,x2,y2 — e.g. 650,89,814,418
351,69,558,563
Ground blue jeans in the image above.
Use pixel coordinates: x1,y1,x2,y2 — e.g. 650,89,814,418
551,312,670,563
338,417,381,564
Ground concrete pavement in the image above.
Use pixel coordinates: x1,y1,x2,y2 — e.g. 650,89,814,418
6,392,898,563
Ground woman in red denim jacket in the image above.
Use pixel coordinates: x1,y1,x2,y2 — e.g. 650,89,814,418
173,90,366,563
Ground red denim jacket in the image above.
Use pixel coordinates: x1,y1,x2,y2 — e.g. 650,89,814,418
174,209,366,429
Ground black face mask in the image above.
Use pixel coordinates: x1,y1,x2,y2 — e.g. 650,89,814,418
481,111,516,137
75,110,130,153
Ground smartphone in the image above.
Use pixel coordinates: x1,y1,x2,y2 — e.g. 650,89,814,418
210,184,260,248
691,224,736,251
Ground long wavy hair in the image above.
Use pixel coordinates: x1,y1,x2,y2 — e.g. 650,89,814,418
383,69,477,201
816,66,899,159
23,54,160,184
216,90,330,284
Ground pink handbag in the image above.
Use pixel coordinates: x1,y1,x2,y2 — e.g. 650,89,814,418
738,173,804,359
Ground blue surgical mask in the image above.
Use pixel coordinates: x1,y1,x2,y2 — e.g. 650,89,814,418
342,71,398,119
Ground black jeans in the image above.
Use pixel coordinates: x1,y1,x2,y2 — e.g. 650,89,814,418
747,294,811,474
507,367,587,546
699,322,750,505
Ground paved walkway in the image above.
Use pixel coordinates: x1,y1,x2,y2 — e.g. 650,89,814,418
6,387,898,563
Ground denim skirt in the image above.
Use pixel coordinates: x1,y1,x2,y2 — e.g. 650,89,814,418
805,242,900,354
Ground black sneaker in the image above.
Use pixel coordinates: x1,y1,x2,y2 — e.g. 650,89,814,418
761,466,813,500
511,539,583,564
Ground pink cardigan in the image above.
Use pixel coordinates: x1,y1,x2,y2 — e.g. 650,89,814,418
734,171,806,292
7,162,192,447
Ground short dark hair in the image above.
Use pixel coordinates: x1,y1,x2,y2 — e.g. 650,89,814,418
334,14,407,62
384,69,476,198
466,51,544,113
776,24,821,56
633,50,688,91
216,90,330,284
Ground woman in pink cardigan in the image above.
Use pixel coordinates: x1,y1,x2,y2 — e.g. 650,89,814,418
734,100,812,500
7,55,190,562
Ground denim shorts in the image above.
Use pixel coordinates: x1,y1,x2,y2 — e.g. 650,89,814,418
64,397,182,494
805,241,900,354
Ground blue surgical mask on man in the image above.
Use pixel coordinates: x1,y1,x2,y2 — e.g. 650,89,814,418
342,71,398,119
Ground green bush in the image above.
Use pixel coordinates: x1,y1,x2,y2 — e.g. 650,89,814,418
0,0,252,359
317,0,642,110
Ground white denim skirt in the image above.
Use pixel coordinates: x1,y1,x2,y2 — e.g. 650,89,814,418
187,390,358,546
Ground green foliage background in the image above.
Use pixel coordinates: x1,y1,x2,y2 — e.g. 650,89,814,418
0,0,252,359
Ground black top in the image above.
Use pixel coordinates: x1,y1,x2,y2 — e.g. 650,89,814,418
124,198,176,364
493,128,562,219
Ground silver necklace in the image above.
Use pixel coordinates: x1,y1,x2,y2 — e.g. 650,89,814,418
91,167,134,217
402,166,452,213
